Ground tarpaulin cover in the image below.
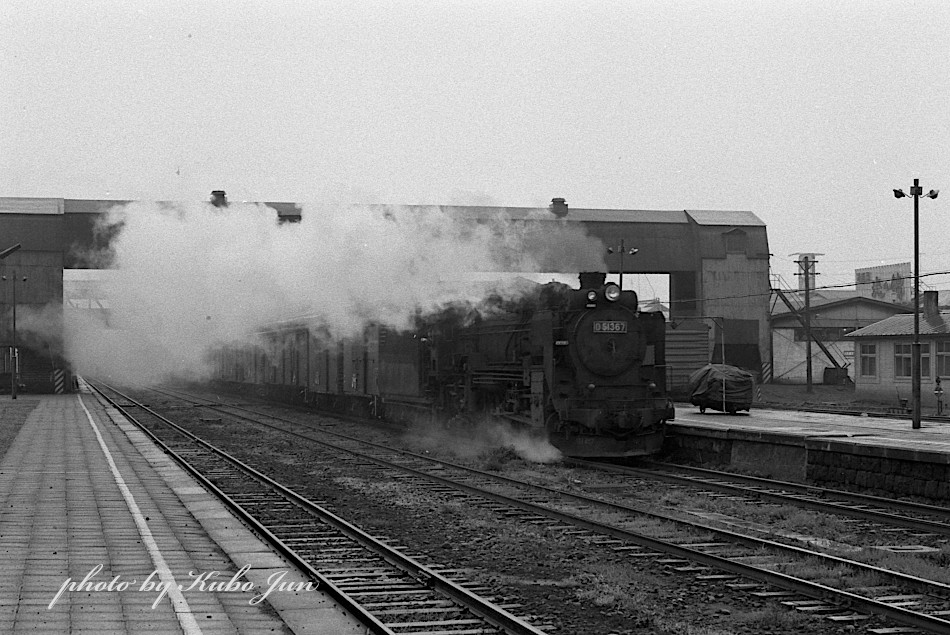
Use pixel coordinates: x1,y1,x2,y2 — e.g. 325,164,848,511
686,364,755,409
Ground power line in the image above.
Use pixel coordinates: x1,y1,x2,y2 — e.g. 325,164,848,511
675,269,950,306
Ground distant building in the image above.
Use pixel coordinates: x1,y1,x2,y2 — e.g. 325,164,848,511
855,263,912,305
638,298,669,320
846,290,950,407
770,289,911,384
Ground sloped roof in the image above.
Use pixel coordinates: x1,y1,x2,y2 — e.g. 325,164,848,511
685,209,764,227
771,293,912,320
639,298,669,317
772,289,863,312
846,312,950,338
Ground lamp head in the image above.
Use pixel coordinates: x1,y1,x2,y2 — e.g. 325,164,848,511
893,189,907,198
925,189,939,199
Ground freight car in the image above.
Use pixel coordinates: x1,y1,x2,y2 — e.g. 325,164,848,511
212,272,674,457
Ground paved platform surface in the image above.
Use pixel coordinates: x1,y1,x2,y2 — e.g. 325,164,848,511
671,402,950,461
0,389,369,634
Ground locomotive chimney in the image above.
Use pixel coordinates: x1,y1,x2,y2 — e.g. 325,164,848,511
210,190,228,208
549,198,568,217
579,272,607,289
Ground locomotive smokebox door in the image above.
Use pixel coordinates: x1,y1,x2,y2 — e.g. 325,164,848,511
573,307,643,376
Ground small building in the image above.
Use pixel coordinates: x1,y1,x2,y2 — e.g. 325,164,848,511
639,297,669,319
770,289,911,384
845,290,950,408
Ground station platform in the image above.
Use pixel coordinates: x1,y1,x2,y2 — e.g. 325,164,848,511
0,388,368,635
667,403,950,500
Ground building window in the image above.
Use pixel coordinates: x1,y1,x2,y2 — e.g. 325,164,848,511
722,229,748,254
894,342,931,378
938,341,950,377
895,343,912,378
859,344,877,377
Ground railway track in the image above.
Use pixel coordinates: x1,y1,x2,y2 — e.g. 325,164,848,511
574,458,950,543
88,380,550,635
131,384,950,634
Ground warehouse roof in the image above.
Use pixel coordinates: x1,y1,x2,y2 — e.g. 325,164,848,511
432,205,764,227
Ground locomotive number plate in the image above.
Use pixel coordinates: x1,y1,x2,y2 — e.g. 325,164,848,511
592,320,627,333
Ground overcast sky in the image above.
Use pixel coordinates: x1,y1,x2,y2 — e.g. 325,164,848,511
2,1,948,290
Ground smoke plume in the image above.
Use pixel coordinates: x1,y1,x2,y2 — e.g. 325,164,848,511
64,199,606,384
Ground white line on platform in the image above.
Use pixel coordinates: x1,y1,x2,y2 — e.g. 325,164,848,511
77,393,203,635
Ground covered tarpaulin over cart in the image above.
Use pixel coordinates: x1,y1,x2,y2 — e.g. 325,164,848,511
686,364,755,414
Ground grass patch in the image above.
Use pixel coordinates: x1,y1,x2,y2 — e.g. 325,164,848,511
464,515,547,545
567,562,662,608
775,557,886,589
680,494,855,541
572,572,632,608
331,476,435,508
846,543,950,585
566,562,821,635
732,605,816,631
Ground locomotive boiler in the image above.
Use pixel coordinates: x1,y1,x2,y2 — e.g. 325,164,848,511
213,272,674,458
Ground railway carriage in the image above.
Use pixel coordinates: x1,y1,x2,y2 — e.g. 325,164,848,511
213,272,674,457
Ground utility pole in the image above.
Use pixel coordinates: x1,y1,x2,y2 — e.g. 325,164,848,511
794,254,820,394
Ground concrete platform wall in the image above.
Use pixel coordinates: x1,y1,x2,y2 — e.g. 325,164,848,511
665,428,950,502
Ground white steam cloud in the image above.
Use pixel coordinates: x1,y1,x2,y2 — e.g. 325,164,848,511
405,416,564,464
64,199,606,385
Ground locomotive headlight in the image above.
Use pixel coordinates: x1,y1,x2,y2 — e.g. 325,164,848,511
604,284,621,302
586,290,597,302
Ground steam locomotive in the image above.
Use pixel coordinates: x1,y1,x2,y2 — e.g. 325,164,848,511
212,272,674,457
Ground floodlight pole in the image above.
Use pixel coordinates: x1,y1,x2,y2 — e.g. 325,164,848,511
894,179,940,429
913,181,920,429
607,240,639,291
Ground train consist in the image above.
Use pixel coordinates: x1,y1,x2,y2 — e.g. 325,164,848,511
212,272,675,457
